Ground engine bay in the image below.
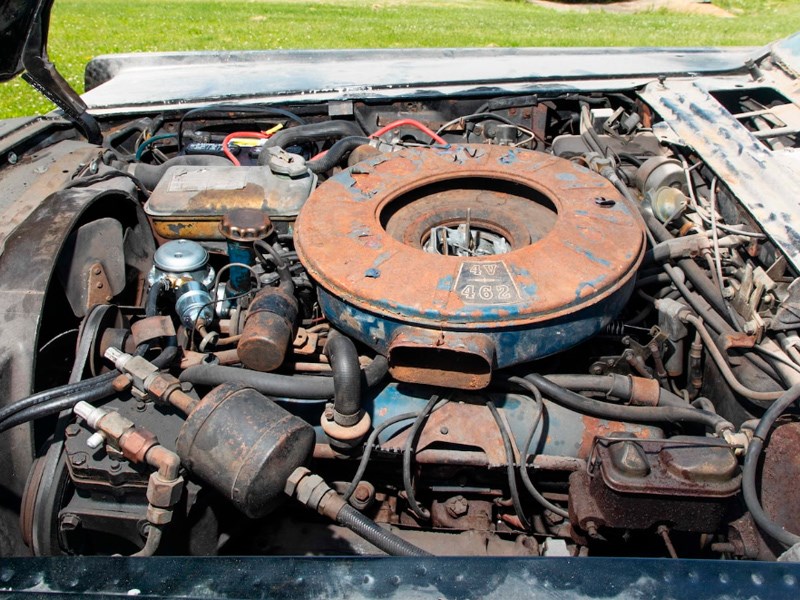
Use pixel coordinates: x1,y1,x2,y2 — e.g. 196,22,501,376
2,67,800,561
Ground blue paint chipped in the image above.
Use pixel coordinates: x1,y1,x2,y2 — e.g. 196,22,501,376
556,172,577,181
575,274,607,299
364,268,380,278
564,241,611,267
370,251,393,270
436,275,454,291
499,149,519,164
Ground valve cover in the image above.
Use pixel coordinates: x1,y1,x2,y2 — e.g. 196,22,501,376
295,145,646,388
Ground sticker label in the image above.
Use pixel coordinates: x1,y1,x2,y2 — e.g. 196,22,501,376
453,261,521,305
168,168,248,192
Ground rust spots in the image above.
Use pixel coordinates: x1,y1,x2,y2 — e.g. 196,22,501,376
295,145,645,328
577,415,656,458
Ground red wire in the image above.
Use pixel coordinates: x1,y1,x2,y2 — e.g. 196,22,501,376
370,118,448,146
223,131,271,166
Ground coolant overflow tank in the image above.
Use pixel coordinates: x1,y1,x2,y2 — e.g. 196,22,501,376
295,146,646,389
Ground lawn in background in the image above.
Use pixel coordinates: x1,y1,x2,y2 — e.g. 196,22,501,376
1,0,799,119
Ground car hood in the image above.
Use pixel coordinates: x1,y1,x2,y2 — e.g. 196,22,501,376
0,0,51,81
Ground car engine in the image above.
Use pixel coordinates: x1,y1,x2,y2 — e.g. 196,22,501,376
2,77,800,561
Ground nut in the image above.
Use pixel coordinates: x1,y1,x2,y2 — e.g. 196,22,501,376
146,473,184,508
284,467,311,498
445,495,469,518
146,506,173,525
354,484,371,503
144,372,182,403
119,428,158,463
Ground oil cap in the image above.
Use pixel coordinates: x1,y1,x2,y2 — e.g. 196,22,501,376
219,208,274,242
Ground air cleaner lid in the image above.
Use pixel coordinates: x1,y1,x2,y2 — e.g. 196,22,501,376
295,145,646,328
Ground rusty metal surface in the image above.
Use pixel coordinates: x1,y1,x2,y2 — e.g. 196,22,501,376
85,262,112,312
591,436,741,498
297,145,644,329
570,436,741,534
297,146,645,380
144,165,315,240
380,402,509,467
59,218,126,317
387,328,494,389
760,421,800,538
430,497,493,531
176,383,315,518
130,315,176,347
237,286,298,372
569,468,733,534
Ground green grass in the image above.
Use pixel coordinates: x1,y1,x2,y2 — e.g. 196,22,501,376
1,0,799,119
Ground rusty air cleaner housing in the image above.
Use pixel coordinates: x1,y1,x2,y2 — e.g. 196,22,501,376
295,145,646,389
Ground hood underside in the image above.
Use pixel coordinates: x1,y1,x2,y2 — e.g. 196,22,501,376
0,0,50,81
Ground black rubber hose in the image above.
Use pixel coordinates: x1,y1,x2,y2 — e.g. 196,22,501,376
507,376,570,518
0,379,117,434
306,136,371,174
0,342,178,434
342,411,419,502
180,356,388,399
403,394,441,521
0,371,117,425
323,332,362,425
146,280,167,317
524,374,733,433
335,504,431,556
150,339,179,369
544,373,685,406
0,334,153,425
742,383,800,548
487,400,531,530
257,121,365,163
134,155,233,190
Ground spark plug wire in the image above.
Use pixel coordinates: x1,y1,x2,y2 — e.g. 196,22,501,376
370,118,448,146
222,124,283,166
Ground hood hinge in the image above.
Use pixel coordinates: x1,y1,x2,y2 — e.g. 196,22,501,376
21,3,102,145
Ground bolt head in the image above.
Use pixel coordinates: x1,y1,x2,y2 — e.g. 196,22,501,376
445,495,469,518
65,424,80,437
70,452,87,466
354,484,371,502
